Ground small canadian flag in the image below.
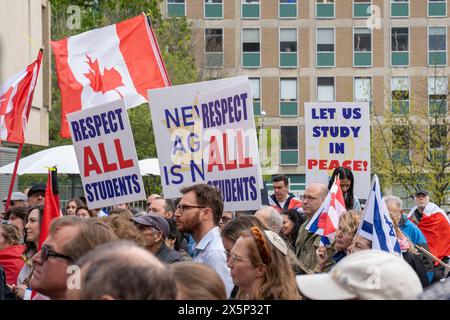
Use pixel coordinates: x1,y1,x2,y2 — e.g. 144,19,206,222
51,13,170,138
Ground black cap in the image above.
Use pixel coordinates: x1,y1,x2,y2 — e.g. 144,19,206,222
28,184,46,197
415,189,428,197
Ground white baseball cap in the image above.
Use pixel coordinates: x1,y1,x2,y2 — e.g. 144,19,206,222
296,250,423,300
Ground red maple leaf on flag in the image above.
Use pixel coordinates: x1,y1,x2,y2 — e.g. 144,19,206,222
84,55,124,97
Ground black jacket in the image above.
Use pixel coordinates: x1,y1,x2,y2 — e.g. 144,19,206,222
155,243,185,264
403,251,430,289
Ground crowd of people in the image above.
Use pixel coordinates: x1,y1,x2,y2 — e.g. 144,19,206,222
0,167,449,300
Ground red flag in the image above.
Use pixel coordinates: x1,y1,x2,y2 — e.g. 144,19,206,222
38,167,61,250
51,13,170,138
0,50,43,143
306,178,346,246
408,202,450,261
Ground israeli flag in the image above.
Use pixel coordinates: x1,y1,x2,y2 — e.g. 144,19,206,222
357,175,402,256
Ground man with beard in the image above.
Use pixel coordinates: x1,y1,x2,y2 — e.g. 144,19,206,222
408,190,450,282
174,183,233,297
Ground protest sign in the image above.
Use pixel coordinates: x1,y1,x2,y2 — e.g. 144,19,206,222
304,102,370,199
148,77,262,211
67,100,146,209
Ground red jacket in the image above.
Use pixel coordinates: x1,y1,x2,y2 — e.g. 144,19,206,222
0,244,26,285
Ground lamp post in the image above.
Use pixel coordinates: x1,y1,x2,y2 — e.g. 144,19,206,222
260,110,267,166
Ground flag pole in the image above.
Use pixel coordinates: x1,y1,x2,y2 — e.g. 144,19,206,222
4,49,44,210
4,143,24,210
414,245,450,276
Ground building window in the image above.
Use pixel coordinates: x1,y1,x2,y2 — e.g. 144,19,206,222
353,0,372,18
392,125,411,164
280,126,298,165
204,0,223,19
354,27,372,67
316,0,335,19
280,28,297,68
242,28,260,68
279,0,297,19
391,0,409,18
242,0,260,19
391,77,409,114
280,78,298,116
428,76,448,115
167,0,185,17
429,124,448,162
428,0,447,17
205,28,223,68
391,27,409,66
250,78,261,116
354,77,372,111
317,77,335,102
428,27,447,66
317,28,335,67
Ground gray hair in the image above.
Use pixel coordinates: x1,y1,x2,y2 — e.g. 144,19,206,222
383,195,403,209
257,206,283,234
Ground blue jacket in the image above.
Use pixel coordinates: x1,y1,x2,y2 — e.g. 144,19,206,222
399,215,427,245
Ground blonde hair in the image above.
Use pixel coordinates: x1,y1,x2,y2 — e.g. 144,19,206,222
236,227,301,300
337,210,360,238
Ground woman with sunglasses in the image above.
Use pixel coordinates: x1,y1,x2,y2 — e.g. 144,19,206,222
9,206,43,300
227,226,301,300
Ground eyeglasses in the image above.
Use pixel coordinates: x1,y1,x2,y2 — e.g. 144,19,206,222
225,251,249,266
302,195,319,201
176,204,206,213
41,244,73,263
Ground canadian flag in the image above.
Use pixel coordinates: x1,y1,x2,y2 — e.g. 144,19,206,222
51,13,170,138
0,50,43,144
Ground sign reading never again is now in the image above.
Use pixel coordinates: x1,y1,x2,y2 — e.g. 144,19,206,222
67,100,146,209
148,77,262,211
304,102,371,200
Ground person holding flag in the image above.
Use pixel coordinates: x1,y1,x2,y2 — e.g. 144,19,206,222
314,211,361,272
351,175,402,256
408,189,450,281
294,183,332,272
345,176,431,287
305,177,348,272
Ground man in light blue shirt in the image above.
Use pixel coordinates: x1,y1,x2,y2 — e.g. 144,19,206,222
174,184,234,297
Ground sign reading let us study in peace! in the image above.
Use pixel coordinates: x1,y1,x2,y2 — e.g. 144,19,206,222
67,100,146,209
304,102,371,200
148,76,262,211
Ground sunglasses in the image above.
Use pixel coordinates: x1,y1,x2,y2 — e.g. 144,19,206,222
41,244,73,263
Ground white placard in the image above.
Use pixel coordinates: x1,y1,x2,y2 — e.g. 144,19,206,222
67,100,146,209
148,76,262,211
304,102,371,200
